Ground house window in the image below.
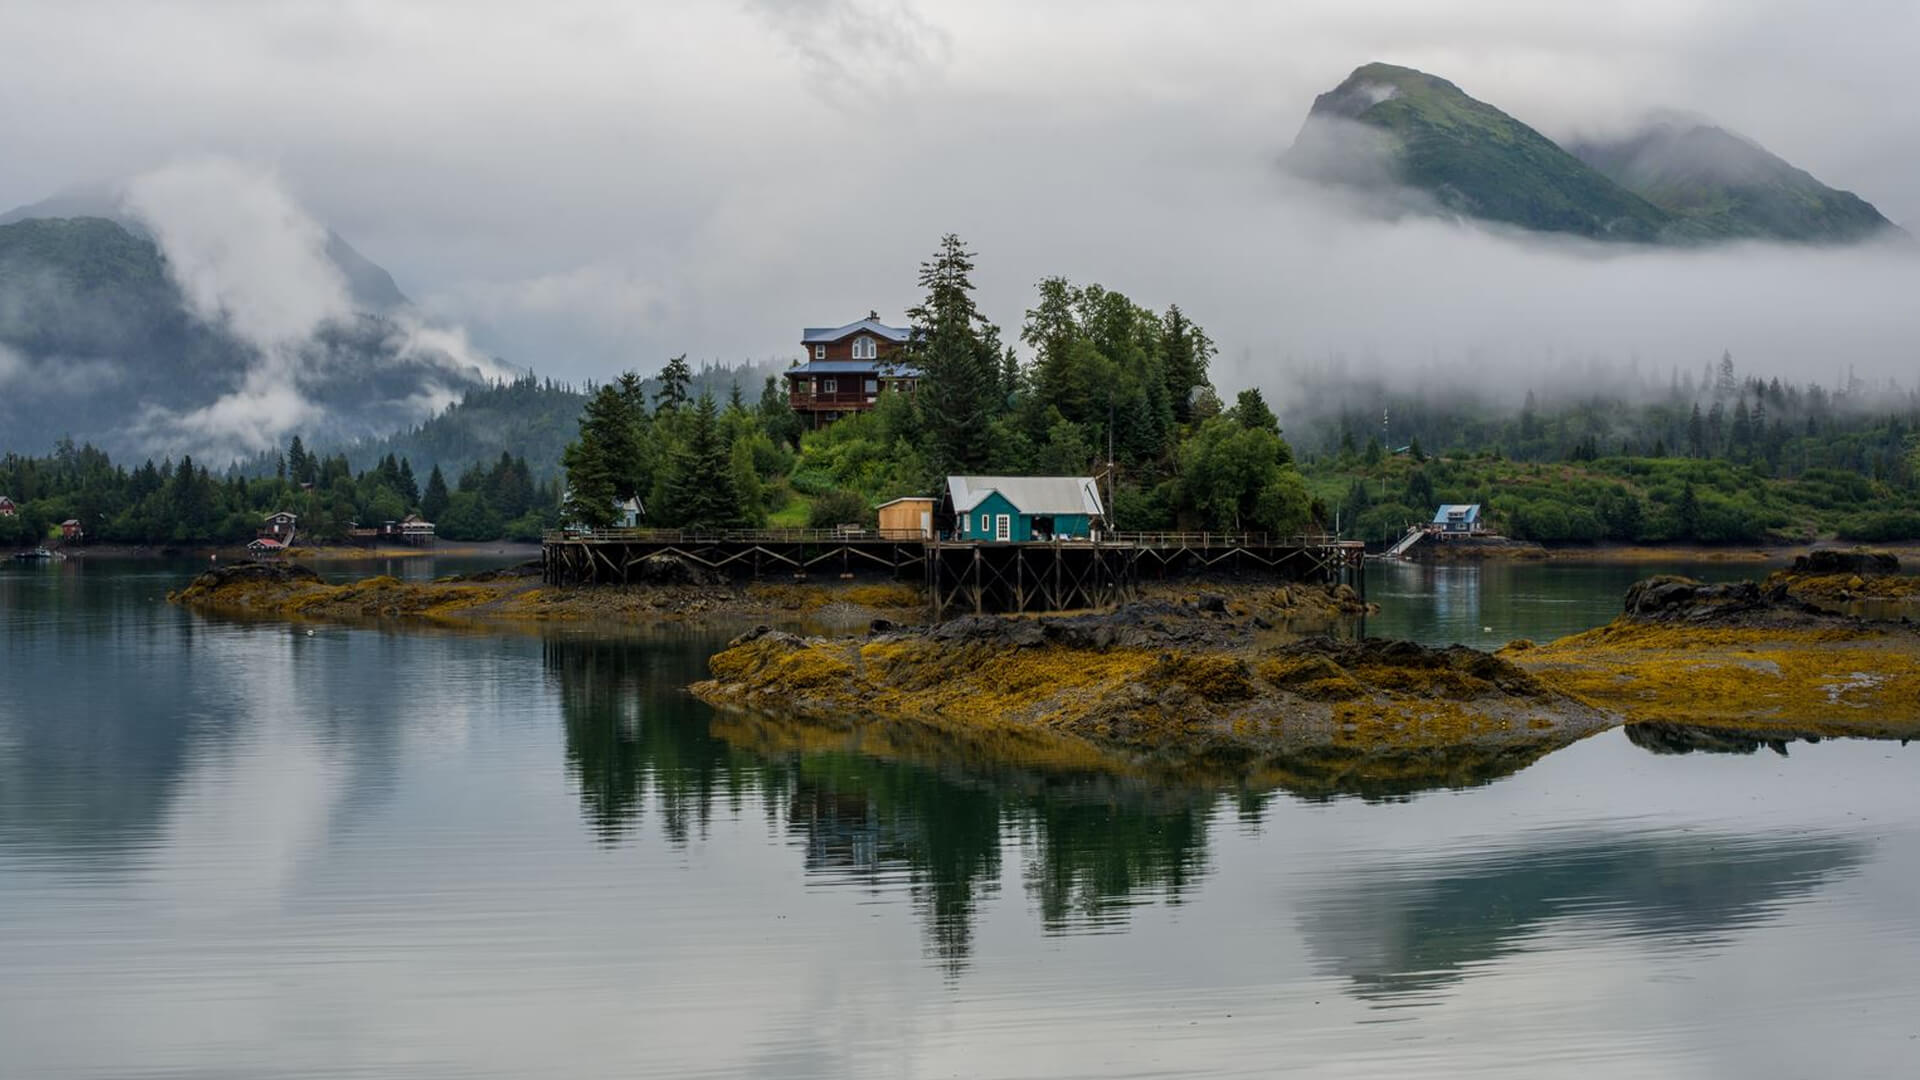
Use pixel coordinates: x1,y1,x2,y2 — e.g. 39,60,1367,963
864,378,878,394
995,514,1011,542
814,345,825,359
823,378,837,394
979,513,989,535
853,337,876,360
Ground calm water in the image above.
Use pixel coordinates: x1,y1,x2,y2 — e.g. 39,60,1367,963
3,558,1917,1078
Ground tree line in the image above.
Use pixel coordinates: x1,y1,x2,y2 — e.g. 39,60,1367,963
1306,352,1920,545
0,437,560,547
562,234,1316,535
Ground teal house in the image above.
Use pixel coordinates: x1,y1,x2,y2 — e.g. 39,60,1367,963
944,476,1106,542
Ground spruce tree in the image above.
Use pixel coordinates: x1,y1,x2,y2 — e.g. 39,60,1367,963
662,393,742,530
1160,304,1214,423
421,465,451,522
908,234,1000,474
654,354,692,416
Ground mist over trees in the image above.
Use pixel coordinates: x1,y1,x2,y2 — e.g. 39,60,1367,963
1298,352,1920,544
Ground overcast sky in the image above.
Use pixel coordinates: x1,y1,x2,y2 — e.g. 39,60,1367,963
3,0,1917,391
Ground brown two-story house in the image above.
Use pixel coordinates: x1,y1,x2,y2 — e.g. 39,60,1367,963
786,316,920,427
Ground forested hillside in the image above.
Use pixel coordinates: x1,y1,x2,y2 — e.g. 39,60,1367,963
1298,356,1920,543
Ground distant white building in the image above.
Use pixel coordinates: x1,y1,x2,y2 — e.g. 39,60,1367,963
614,497,644,528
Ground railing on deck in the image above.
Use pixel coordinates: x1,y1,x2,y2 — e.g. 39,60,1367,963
543,527,928,544
545,527,1361,548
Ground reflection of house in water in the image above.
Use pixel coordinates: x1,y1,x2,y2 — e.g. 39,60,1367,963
788,787,918,877
1296,829,1866,1007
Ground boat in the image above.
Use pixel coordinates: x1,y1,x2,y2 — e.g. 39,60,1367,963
11,548,57,561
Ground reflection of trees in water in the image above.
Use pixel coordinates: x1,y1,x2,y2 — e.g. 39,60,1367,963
548,639,1879,982
782,754,1001,972
1297,830,1867,1006
547,636,781,845
1625,721,1915,758
547,636,1220,968
1017,796,1210,931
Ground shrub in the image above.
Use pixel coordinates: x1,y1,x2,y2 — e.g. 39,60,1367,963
807,489,873,528
1836,510,1920,542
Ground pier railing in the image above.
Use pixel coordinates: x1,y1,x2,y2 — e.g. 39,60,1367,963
545,527,1364,549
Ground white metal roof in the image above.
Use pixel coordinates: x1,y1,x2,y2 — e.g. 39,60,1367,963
801,318,911,345
946,476,1104,517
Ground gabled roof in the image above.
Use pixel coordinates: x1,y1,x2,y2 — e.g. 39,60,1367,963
801,318,912,345
263,510,297,521
947,476,1105,518
1433,503,1482,523
786,360,924,378
248,537,284,549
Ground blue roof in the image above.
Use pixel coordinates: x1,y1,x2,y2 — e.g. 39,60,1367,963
1433,503,1481,524
787,360,923,377
801,318,912,344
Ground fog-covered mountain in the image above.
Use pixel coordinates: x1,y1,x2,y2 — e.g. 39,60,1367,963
0,163,510,463
1284,63,1901,246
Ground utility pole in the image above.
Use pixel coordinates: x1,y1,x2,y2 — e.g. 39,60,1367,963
1107,398,1117,533
1381,406,1391,502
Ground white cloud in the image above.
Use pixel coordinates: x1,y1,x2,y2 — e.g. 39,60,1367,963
1,0,1917,398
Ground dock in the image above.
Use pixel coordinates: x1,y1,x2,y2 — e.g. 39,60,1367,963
541,529,1365,616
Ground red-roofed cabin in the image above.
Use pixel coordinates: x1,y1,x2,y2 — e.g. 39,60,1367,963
0,495,16,517
59,519,84,541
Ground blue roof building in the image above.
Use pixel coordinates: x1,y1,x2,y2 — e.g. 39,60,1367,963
1432,504,1483,533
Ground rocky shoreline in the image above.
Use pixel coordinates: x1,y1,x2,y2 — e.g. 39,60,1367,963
165,558,931,627
692,597,1615,760
694,566,1920,757
165,558,1377,631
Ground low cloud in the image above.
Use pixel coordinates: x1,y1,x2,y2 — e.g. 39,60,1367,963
740,0,951,107
112,157,513,460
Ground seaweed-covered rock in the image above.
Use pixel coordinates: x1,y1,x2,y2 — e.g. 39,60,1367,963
171,559,323,601
631,553,725,586
1623,576,1775,621
1791,548,1899,576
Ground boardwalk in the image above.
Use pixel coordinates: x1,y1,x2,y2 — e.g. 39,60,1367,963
542,528,1365,615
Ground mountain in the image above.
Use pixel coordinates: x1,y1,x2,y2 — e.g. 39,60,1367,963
0,185,408,311
1566,119,1896,243
0,211,492,462
325,374,588,482
1284,63,1899,245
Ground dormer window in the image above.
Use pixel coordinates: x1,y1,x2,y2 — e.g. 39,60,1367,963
852,337,877,360
814,345,825,359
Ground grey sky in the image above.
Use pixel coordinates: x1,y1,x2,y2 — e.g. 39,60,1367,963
3,0,1916,390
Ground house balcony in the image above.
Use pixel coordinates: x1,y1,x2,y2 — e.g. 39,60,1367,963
790,390,880,412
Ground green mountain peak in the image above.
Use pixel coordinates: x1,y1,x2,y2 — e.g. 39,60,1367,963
1285,63,1899,246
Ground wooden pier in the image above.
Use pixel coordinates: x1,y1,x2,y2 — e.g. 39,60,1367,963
542,528,1365,616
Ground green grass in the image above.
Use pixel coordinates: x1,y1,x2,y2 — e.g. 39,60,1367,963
767,497,812,528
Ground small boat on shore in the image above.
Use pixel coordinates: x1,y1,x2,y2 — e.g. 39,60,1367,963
11,548,60,561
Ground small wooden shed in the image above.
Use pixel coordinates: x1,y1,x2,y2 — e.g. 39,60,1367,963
876,496,934,539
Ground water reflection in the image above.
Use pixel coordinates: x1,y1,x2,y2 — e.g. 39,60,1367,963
1299,829,1867,1006
1626,720,1914,757
547,637,1220,967
546,634,767,844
